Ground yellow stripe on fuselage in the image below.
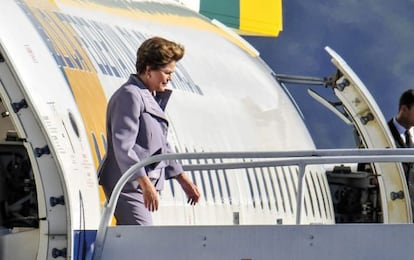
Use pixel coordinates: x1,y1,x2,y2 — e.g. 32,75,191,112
25,0,108,209
64,68,108,209
24,0,106,166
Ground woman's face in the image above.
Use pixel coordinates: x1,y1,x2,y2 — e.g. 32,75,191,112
146,61,176,92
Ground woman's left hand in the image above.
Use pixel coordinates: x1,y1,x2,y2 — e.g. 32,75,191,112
176,173,201,205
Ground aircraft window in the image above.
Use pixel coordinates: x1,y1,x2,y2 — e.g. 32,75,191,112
169,64,203,95
64,57,75,69
104,64,112,76
111,66,120,77
73,52,83,68
68,111,80,138
98,64,107,75
53,53,65,67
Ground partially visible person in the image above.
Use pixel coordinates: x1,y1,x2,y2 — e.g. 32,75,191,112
388,89,414,215
98,36,200,225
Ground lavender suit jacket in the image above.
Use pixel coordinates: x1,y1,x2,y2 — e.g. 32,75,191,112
98,74,183,194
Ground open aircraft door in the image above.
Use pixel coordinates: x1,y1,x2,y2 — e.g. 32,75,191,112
277,47,411,223
324,47,411,223
0,45,69,259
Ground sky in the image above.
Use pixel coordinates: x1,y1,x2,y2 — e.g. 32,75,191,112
244,1,414,148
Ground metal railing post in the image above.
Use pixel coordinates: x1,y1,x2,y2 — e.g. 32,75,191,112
295,163,306,224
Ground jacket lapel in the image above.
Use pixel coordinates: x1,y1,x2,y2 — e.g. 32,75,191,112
125,74,170,123
139,89,169,123
388,119,405,148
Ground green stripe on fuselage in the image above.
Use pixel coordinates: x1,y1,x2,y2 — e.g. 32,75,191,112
200,0,240,29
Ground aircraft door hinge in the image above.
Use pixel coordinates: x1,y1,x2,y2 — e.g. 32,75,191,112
335,78,350,91
390,191,404,200
52,248,67,258
50,195,65,207
360,112,374,125
12,99,28,112
1,111,10,118
34,145,50,157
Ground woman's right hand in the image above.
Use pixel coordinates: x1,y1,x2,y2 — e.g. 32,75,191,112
137,176,159,212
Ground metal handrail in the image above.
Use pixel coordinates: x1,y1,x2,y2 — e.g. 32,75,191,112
92,148,414,260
